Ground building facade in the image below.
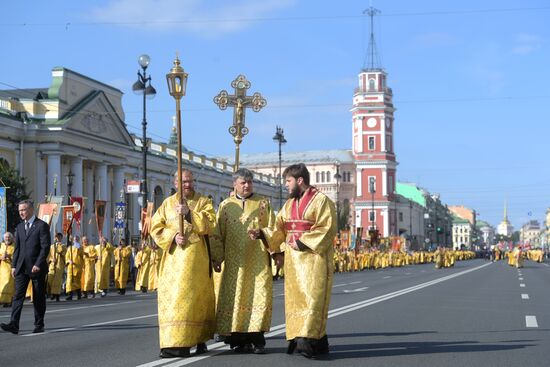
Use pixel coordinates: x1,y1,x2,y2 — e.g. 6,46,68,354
0,67,280,243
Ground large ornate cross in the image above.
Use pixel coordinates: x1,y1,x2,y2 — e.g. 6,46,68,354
213,74,267,171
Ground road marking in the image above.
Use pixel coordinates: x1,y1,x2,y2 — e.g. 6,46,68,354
22,313,158,337
521,294,529,300
349,281,361,285
332,283,348,288
544,263,549,267
383,276,392,279
519,277,523,280
405,272,411,275
343,287,368,293
274,293,285,297
526,316,538,328
0,300,139,319
138,262,492,367
520,284,526,287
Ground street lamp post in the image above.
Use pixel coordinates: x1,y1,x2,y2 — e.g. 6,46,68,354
66,170,74,205
369,177,376,231
272,126,286,210
132,54,157,207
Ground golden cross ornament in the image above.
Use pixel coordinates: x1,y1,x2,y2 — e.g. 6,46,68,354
213,74,267,171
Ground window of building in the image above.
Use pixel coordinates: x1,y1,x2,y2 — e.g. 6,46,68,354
368,78,376,91
368,136,375,150
386,135,392,152
369,176,376,193
388,176,394,194
326,171,331,183
316,171,320,182
399,212,403,222
321,171,325,183
369,210,375,222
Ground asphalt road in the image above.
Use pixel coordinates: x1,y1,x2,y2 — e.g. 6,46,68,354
1,258,549,367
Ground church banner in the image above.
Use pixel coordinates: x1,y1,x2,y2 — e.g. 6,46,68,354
0,187,6,236
37,202,58,226
70,197,83,225
95,200,107,236
114,201,125,229
61,205,75,235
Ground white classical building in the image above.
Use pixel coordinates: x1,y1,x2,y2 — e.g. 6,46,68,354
0,67,279,243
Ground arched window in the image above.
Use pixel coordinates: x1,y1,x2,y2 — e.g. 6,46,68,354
326,171,331,183
368,78,376,91
316,172,320,183
321,171,325,183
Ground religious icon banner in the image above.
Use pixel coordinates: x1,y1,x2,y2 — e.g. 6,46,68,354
0,187,6,236
61,205,75,235
95,200,107,236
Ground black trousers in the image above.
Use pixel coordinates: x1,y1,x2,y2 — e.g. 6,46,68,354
10,272,47,328
228,332,266,347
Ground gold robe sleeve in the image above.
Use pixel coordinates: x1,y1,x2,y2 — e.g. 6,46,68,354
150,198,178,252
299,195,337,254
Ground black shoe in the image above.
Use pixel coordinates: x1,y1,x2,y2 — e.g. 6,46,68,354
234,343,253,353
2,303,11,308
50,295,55,300
32,326,45,334
1,322,19,335
159,347,191,358
286,340,297,354
214,335,225,343
65,295,73,301
253,346,266,354
55,295,60,302
195,343,208,355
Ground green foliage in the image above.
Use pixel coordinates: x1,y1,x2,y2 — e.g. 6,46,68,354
0,160,30,232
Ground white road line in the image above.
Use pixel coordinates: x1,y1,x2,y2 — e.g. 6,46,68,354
383,276,392,279
0,300,139,319
526,315,538,328
138,262,492,367
349,281,361,285
519,277,524,281
343,287,368,294
22,313,158,337
274,293,285,297
332,283,349,288
405,273,411,275
521,294,529,300
520,283,526,287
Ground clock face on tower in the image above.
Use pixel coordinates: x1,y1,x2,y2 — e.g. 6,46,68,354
385,118,391,128
367,117,377,128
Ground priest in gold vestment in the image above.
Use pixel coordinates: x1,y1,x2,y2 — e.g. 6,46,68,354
95,236,114,297
65,236,83,300
150,170,216,358
81,236,97,298
134,242,151,292
0,232,15,306
255,163,336,359
47,233,66,302
211,168,277,354
114,239,132,295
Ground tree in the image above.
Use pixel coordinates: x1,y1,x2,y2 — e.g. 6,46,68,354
337,199,350,231
0,159,30,232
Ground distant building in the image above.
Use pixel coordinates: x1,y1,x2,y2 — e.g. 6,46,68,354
497,201,514,237
476,220,495,249
520,220,541,247
452,215,473,250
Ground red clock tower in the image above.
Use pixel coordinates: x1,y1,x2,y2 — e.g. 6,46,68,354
351,7,398,239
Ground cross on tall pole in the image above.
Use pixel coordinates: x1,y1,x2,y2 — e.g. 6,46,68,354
213,75,267,171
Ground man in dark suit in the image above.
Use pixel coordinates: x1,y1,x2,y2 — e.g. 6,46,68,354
1,200,50,334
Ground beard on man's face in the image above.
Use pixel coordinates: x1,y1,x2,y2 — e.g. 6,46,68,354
288,185,301,199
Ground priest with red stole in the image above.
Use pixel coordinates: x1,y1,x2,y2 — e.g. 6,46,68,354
251,163,337,359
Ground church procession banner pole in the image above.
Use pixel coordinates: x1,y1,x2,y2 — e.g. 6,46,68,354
213,75,267,172
166,54,189,235
0,186,7,236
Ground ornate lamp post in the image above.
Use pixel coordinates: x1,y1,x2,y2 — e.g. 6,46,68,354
65,170,74,204
132,54,157,207
272,126,286,209
214,75,267,171
166,55,188,234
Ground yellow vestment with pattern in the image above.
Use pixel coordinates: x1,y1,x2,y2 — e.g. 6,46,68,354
211,193,276,336
47,242,67,295
65,246,83,292
0,242,15,303
114,245,132,289
135,246,151,291
82,244,97,292
148,247,163,291
263,187,336,341
95,242,114,291
150,191,216,349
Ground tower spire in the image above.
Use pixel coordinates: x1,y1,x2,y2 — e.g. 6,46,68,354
503,199,509,223
168,115,177,146
363,5,382,71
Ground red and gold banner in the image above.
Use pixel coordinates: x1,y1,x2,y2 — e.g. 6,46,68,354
70,197,83,224
38,202,58,226
61,205,75,235
95,200,107,236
